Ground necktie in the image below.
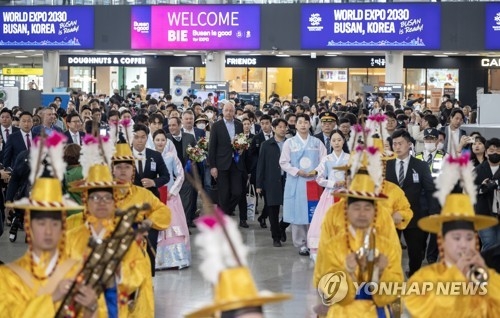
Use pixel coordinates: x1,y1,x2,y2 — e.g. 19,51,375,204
26,133,31,150
138,153,144,176
398,160,405,187
4,128,9,141
325,137,331,154
427,154,433,166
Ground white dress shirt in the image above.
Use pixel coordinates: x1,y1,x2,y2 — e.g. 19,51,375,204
132,148,146,173
2,125,12,143
395,155,411,181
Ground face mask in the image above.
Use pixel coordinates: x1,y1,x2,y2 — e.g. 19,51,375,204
283,106,289,112
424,143,437,153
99,99,104,102
237,115,244,121
263,111,268,115
489,153,500,164
159,94,164,98
206,112,214,119
437,142,444,151
196,123,206,129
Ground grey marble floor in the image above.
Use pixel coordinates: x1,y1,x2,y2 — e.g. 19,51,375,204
0,216,411,318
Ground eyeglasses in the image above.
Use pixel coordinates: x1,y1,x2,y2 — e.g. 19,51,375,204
70,120,82,124
88,194,114,203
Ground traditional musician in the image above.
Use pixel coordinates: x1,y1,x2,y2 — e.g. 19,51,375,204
314,160,404,317
66,138,154,318
404,153,500,317
0,132,98,317
185,193,291,317
111,142,171,279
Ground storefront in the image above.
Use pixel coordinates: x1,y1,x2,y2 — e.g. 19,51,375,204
0,67,44,90
60,54,485,108
60,56,149,96
482,58,500,94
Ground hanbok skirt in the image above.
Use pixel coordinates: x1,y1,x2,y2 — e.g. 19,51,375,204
307,188,340,261
156,192,191,270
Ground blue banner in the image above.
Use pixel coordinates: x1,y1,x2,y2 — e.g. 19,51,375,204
301,4,441,50
0,7,94,49
485,4,500,50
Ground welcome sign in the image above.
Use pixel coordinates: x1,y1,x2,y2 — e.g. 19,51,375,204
0,6,94,49
131,5,260,50
301,4,441,50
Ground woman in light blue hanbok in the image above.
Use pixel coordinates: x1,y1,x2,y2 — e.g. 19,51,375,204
153,129,191,269
307,130,349,261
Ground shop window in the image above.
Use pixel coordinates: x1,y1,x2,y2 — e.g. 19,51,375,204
69,66,94,93
317,68,348,104
267,68,293,103
348,68,368,102
405,68,427,108
488,69,500,93
427,68,459,111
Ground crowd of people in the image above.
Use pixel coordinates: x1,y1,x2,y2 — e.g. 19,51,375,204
0,88,499,317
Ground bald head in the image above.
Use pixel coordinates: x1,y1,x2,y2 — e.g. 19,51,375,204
222,102,235,121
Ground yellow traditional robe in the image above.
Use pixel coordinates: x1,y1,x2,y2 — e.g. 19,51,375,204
314,225,404,317
66,184,171,232
318,198,401,253
116,185,171,231
381,180,413,230
0,252,81,318
404,262,500,318
66,224,154,318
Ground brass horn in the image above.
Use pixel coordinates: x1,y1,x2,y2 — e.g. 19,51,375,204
355,228,379,282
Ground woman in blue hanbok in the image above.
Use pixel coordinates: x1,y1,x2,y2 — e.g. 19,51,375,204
307,129,349,261
153,129,191,269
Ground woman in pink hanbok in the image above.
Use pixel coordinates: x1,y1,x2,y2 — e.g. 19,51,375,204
307,129,349,262
153,129,191,269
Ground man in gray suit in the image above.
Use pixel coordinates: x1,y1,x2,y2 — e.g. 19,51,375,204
167,116,197,226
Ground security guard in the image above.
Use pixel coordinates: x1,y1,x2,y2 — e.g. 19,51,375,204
415,128,446,179
415,128,446,265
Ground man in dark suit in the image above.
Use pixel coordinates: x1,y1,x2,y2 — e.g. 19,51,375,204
131,124,170,198
385,129,440,277
0,108,19,167
208,101,248,227
439,108,467,155
313,112,338,155
256,118,290,247
31,107,63,137
181,109,206,142
249,114,273,228
474,137,500,251
64,113,85,145
4,112,33,169
166,116,197,226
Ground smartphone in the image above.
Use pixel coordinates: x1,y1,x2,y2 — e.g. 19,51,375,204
99,128,107,137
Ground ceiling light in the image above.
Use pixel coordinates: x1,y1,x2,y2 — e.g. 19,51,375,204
443,52,458,55
249,53,261,56
411,53,426,56
276,54,290,57
8,63,19,66
174,54,187,57
364,51,374,54
434,55,448,57
186,50,199,53
326,54,337,57
466,53,480,56
327,52,342,55
143,52,157,55
238,51,250,53
301,53,310,56
421,51,431,54
109,51,123,54
15,55,28,58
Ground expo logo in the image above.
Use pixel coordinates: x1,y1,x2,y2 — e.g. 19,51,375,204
133,21,150,33
308,13,323,32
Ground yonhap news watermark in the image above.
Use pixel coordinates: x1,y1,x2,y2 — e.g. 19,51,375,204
317,271,488,306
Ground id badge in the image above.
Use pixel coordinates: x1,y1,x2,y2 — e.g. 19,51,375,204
413,173,419,183
150,161,157,172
